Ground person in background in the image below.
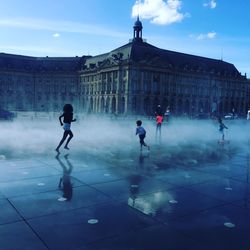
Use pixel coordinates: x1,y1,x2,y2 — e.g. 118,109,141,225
155,105,163,116
247,109,250,120
55,104,76,153
136,120,150,151
164,106,171,123
218,117,228,141
156,114,163,141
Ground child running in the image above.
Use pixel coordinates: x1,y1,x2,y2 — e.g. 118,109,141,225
218,117,228,141
136,120,150,151
55,104,76,153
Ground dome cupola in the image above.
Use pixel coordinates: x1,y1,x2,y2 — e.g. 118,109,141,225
133,16,143,42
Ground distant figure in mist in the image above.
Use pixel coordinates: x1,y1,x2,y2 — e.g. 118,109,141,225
164,106,171,123
218,117,228,141
247,109,250,120
136,120,150,151
155,114,163,141
56,154,73,201
55,104,76,153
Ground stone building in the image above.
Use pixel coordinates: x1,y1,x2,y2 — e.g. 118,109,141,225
0,54,87,112
0,18,249,116
81,17,248,116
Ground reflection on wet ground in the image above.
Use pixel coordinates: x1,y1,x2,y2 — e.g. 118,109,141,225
0,141,250,249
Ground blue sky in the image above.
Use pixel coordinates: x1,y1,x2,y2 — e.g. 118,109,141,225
0,0,249,76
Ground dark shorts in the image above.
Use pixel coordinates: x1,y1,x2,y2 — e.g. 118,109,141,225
139,134,146,145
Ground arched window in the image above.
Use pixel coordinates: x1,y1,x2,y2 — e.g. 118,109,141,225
177,99,183,114
105,97,110,113
184,99,190,114
204,100,209,113
119,97,125,114
101,97,105,113
111,97,116,113
132,96,137,113
198,101,204,113
144,98,150,115
89,97,93,113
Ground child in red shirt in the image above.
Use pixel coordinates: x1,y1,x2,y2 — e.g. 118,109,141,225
156,115,163,139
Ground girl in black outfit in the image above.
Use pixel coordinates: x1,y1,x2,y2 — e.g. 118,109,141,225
55,104,76,153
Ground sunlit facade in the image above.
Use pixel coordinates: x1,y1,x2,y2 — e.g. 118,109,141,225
80,18,248,116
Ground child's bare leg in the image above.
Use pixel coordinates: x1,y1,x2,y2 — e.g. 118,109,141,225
56,131,68,151
64,131,73,149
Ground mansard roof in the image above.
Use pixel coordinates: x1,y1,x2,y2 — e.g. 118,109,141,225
0,53,88,72
0,40,243,78
85,40,242,78
128,41,241,77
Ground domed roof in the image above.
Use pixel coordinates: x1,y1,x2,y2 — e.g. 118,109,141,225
134,16,142,28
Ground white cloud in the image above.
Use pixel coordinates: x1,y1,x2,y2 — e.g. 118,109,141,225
195,31,216,40
131,0,187,25
0,18,129,38
207,32,216,39
53,33,60,38
203,0,217,9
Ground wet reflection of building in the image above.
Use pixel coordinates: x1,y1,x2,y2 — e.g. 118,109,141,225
0,18,249,116
244,153,250,209
127,154,176,217
129,190,175,217
56,154,73,201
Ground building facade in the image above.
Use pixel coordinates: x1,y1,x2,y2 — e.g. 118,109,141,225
0,19,249,117
0,54,87,113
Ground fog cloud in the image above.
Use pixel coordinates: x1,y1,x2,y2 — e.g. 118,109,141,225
0,116,248,166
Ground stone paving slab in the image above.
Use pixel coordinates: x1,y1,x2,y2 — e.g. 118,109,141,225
0,140,250,250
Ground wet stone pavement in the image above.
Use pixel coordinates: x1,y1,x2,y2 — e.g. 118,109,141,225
0,144,250,250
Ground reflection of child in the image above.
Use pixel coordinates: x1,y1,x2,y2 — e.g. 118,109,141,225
55,104,76,153
218,117,228,141
56,154,73,201
136,120,150,151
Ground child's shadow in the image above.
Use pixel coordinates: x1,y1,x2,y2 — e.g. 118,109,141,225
55,153,73,201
